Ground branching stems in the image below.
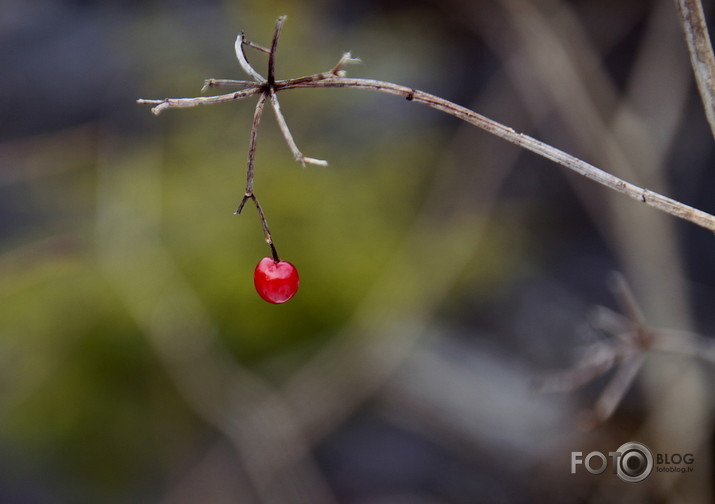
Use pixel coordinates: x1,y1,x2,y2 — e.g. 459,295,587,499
540,272,715,428
136,16,715,242
239,194,279,262
163,16,326,261
234,92,280,261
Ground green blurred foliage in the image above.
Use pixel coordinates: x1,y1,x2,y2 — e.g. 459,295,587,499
0,3,519,501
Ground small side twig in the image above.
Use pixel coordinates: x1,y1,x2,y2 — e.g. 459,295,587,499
652,329,715,364
240,92,267,200
269,89,328,166
238,194,280,262
585,354,645,428
330,52,361,75
267,15,286,85
538,343,622,394
674,0,715,140
242,39,271,55
202,79,257,92
609,272,654,348
137,86,261,115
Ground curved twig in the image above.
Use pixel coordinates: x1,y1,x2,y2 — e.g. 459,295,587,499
275,75,715,232
137,86,261,115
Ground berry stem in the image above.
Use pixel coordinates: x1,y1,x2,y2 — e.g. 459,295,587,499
269,242,280,262
236,192,280,261
252,194,280,261
233,84,282,261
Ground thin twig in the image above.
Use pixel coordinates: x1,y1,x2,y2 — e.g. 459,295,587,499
137,86,261,115
242,194,280,262
202,79,257,92
538,343,621,393
268,15,286,85
674,0,715,140
609,272,652,347
264,16,326,166
330,52,361,75
243,39,271,54
587,354,645,427
269,89,328,166
240,92,267,200
590,305,631,338
652,329,715,365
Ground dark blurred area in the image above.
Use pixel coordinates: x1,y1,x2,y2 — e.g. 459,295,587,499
1,0,714,503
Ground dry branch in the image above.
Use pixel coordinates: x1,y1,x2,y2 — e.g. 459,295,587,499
138,21,715,233
674,0,715,140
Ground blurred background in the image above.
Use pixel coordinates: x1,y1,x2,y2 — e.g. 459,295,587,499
1,0,714,502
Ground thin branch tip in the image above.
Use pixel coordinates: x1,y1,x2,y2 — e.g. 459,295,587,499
305,157,329,167
331,52,361,75
268,16,286,83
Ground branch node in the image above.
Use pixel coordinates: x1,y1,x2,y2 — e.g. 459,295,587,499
331,52,361,75
236,192,278,258
235,193,252,214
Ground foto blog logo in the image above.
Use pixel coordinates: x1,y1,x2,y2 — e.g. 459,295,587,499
571,441,695,482
571,442,653,483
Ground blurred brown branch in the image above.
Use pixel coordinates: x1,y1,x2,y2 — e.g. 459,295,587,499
540,273,715,429
674,0,715,140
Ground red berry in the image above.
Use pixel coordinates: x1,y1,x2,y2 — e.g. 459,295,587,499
253,257,300,304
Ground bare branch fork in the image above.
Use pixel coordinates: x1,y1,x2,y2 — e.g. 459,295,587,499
539,273,715,428
137,16,715,234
